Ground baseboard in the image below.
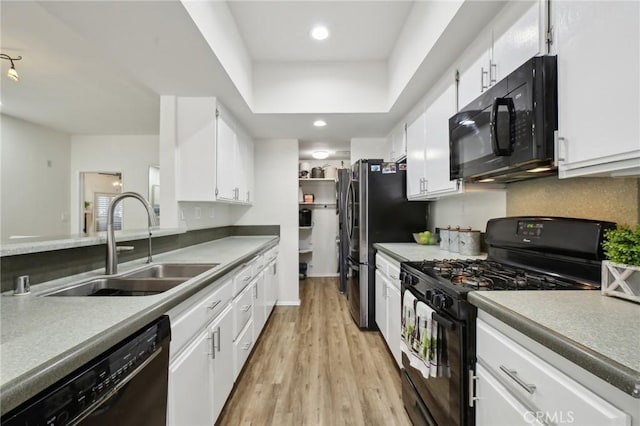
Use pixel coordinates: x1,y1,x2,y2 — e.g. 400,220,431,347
276,300,301,306
307,273,340,277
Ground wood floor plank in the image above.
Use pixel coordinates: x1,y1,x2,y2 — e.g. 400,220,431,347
217,277,410,426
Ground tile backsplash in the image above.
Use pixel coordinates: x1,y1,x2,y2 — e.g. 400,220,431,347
507,176,640,225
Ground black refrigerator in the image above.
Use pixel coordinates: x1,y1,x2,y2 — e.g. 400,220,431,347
346,159,429,329
336,168,350,294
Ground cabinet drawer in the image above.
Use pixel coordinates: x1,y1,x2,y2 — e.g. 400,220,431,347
233,263,253,296
387,263,401,288
375,253,390,275
253,254,265,275
233,283,254,340
168,277,233,359
477,319,630,426
233,319,254,379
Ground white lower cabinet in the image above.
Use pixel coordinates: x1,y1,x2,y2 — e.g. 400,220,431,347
476,317,630,426
375,253,402,368
210,306,234,421
166,245,279,425
475,363,543,426
167,329,214,426
234,319,254,380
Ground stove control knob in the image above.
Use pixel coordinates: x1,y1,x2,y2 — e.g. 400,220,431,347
411,275,419,286
399,271,406,283
432,293,451,309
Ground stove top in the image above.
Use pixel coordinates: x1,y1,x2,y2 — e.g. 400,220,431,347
404,259,597,292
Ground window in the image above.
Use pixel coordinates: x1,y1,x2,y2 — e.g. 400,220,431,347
94,192,122,232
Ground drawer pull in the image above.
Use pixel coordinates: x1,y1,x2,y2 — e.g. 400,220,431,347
242,341,252,351
389,274,399,280
242,276,251,282
241,305,251,312
500,365,537,394
207,300,221,311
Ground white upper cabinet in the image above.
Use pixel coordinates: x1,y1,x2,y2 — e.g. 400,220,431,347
406,112,427,200
554,0,640,178
176,97,254,204
458,1,542,110
389,123,407,162
423,82,461,197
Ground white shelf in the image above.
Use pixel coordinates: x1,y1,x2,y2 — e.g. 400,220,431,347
298,178,336,182
299,226,313,230
298,203,336,207
298,249,313,254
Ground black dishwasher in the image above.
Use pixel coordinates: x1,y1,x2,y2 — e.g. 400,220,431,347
2,316,171,426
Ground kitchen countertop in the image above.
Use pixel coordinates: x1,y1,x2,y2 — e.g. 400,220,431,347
0,227,185,257
0,235,278,415
374,242,486,262
469,291,640,398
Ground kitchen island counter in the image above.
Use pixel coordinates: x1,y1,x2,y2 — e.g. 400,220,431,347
0,235,278,415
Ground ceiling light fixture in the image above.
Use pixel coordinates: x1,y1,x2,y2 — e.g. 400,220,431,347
312,150,329,160
313,119,327,127
0,53,22,82
311,26,329,41
478,178,495,183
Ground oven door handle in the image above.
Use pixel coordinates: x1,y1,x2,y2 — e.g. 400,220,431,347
431,312,455,330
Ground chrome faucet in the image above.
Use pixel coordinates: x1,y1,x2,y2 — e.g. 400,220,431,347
106,192,159,275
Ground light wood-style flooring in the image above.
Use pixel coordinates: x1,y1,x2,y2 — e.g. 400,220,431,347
217,277,411,425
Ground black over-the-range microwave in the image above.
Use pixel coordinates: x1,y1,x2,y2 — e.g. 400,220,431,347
449,55,558,183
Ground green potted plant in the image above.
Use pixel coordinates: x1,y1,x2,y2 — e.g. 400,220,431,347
601,224,640,302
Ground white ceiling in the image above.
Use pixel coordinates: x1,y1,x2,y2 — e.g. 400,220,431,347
227,1,413,62
0,0,506,156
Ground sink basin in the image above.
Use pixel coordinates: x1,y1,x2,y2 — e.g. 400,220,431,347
124,263,218,279
42,263,219,297
44,278,188,297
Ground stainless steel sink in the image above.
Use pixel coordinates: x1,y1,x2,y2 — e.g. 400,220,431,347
43,277,188,297
43,263,218,297
123,263,218,279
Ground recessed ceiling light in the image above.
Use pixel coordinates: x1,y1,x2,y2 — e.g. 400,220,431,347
313,120,327,127
311,26,329,41
312,151,329,160
526,167,552,173
478,178,495,183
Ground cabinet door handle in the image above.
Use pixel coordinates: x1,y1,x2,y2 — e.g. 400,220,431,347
481,67,489,91
469,369,479,407
253,285,258,298
207,300,221,311
489,60,497,85
214,326,221,353
423,179,428,194
382,284,387,298
557,136,567,163
241,304,251,312
500,365,537,394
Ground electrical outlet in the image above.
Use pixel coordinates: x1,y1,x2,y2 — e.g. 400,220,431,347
194,207,201,219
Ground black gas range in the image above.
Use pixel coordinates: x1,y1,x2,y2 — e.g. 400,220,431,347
399,217,615,426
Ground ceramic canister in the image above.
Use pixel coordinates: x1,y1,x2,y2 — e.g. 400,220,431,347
459,229,481,256
448,227,460,253
439,228,450,250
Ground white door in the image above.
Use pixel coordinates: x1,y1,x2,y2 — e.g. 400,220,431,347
406,112,427,199
491,0,541,83
387,284,402,368
555,1,640,172
211,306,235,421
252,273,266,336
424,82,459,197
216,115,237,201
375,270,388,341
475,363,543,426
167,330,213,426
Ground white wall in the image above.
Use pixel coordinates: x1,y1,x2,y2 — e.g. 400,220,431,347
253,61,387,113
431,191,507,232
236,139,299,305
181,0,253,106
350,137,389,164
0,114,71,239
70,135,159,233
388,0,463,103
